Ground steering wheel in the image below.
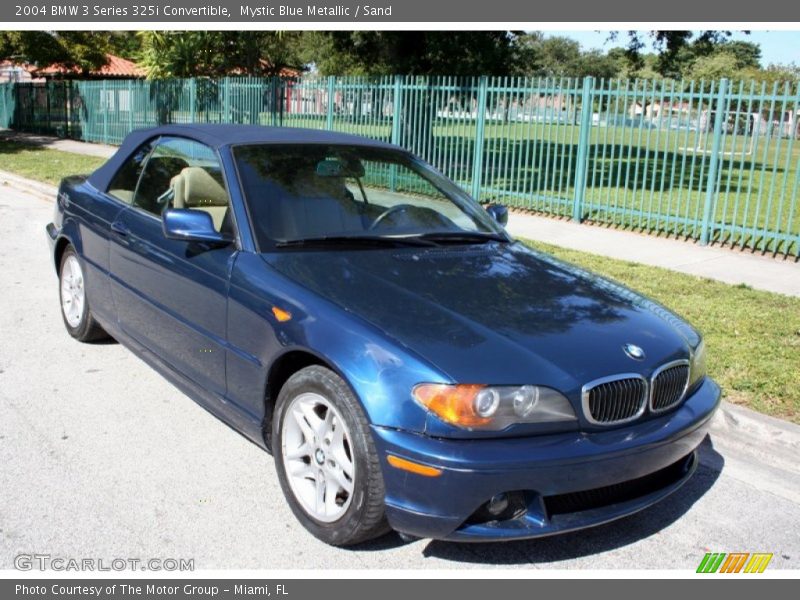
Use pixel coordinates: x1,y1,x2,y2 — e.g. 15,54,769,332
368,204,416,230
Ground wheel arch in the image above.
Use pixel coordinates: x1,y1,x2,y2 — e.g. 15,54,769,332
52,216,83,272
258,324,443,450
53,236,72,271
261,348,334,451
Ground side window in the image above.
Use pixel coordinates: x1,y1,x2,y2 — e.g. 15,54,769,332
107,141,153,204
132,138,232,234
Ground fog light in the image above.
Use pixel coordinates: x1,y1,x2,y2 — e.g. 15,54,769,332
464,491,529,525
486,493,509,516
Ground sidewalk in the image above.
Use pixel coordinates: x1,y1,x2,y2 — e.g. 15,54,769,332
506,214,800,297
0,129,116,159
3,129,798,297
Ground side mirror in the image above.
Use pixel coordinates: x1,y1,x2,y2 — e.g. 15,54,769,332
485,203,509,227
162,208,232,245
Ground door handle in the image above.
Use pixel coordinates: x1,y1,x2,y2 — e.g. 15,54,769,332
110,221,129,237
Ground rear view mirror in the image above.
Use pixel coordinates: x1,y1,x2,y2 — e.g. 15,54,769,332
316,158,365,178
485,204,509,227
162,208,232,245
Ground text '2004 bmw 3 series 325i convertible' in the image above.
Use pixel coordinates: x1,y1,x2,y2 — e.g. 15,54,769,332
47,124,720,546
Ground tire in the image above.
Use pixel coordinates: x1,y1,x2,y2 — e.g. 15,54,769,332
272,365,390,546
58,245,108,343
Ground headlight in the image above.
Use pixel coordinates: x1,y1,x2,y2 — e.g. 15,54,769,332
412,383,577,431
690,340,707,387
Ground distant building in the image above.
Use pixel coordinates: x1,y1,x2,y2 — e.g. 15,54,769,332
35,53,146,79
0,61,41,83
628,100,693,119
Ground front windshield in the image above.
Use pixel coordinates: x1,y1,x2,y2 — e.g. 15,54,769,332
232,143,504,248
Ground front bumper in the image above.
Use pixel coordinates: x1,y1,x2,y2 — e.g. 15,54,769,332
372,376,720,541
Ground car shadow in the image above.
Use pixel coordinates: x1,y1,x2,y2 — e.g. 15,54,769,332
354,434,724,561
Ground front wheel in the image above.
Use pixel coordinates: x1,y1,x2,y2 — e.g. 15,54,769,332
58,245,108,342
272,365,390,546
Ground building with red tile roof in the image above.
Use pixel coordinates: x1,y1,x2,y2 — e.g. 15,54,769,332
36,53,146,79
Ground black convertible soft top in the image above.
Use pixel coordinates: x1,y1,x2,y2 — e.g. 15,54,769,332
87,124,400,192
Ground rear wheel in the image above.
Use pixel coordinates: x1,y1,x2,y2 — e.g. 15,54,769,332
58,246,107,342
273,365,390,546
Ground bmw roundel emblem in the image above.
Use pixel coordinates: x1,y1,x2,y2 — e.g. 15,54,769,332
623,343,645,360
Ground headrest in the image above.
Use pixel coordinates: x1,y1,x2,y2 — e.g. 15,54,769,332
171,167,228,209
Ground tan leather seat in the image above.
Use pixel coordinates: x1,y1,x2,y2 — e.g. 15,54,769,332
171,167,229,231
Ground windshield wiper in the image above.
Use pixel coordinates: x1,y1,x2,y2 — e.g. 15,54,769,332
414,231,508,244
275,234,439,248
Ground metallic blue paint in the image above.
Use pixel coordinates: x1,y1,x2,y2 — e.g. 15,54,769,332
47,125,721,542
162,208,232,244
376,377,719,541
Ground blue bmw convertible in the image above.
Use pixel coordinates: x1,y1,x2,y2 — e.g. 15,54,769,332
47,124,720,546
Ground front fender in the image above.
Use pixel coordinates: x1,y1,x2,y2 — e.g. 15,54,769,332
226,252,447,433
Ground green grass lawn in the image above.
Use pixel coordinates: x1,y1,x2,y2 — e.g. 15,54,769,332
1,138,797,423
522,239,800,424
0,140,106,186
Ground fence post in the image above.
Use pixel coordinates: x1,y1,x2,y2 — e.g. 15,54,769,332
127,79,134,132
102,80,108,144
64,81,72,138
326,76,336,130
471,76,488,201
14,83,21,130
390,75,404,191
274,76,283,127
188,78,196,124
572,76,595,222
45,82,52,135
391,75,402,146
700,78,728,245
223,77,230,123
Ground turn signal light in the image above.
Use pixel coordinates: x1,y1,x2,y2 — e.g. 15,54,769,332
387,455,442,477
412,383,489,428
271,306,292,322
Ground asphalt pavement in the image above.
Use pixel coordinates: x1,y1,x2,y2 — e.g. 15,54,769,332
0,185,798,571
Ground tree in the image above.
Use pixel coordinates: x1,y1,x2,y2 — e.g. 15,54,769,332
107,32,142,60
684,52,742,81
0,31,112,74
752,63,800,85
715,41,761,70
138,31,303,79
512,35,626,79
611,30,742,78
536,37,582,77
301,31,521,76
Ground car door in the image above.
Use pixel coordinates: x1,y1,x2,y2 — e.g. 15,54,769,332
72,140,154,326
108,136,237,397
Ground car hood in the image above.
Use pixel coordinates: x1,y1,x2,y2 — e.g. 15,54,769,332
263,242,698,394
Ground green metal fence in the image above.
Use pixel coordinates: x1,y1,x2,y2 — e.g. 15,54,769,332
1,75,799,256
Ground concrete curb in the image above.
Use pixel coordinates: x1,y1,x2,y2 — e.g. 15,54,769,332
707,401,800,504
1,168,798,470
0,169,57,201
709,401,800,468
